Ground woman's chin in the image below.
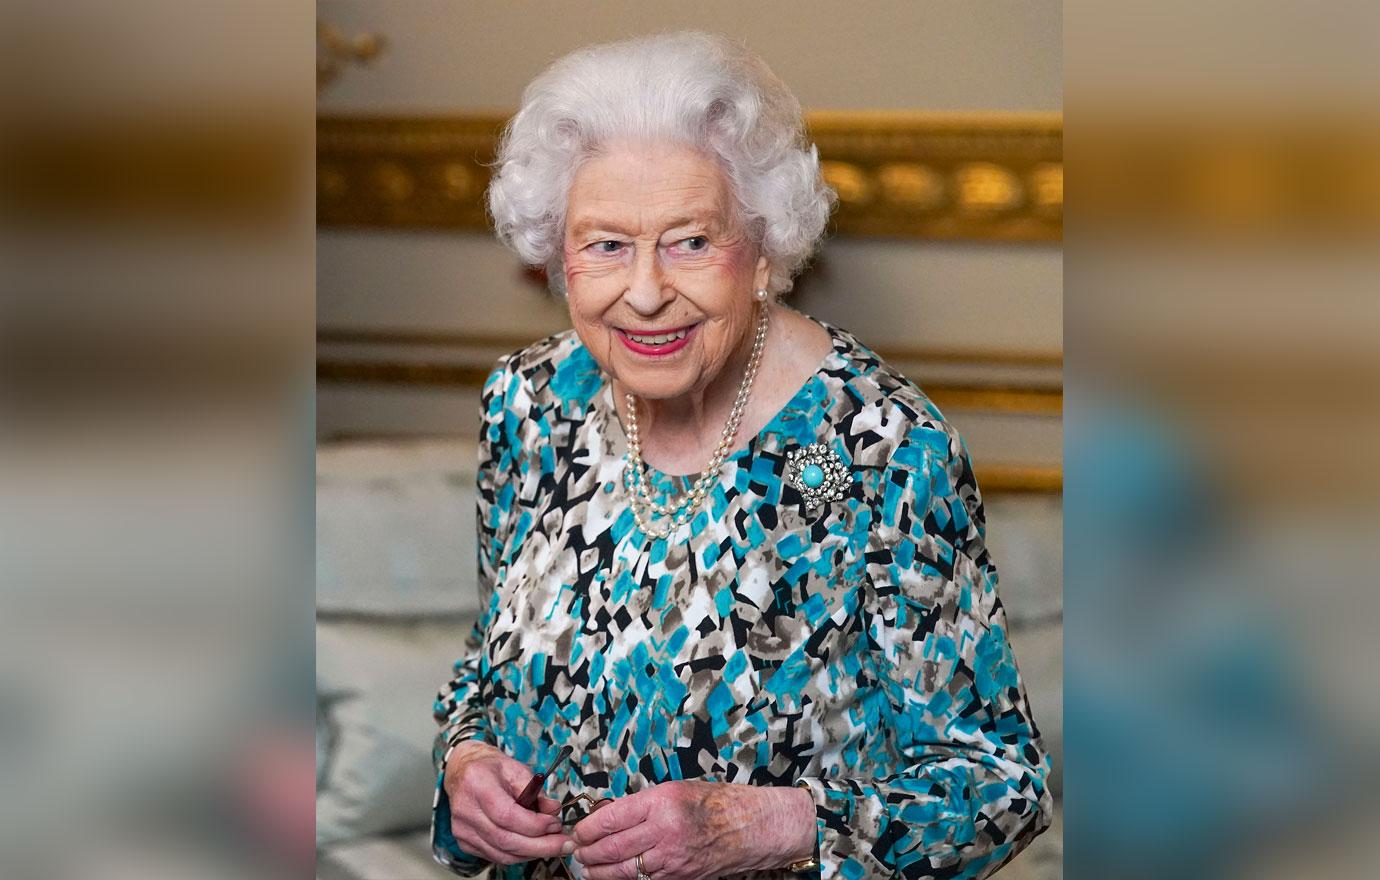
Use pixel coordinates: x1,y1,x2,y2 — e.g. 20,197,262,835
619,377,696,402
610,354,703,402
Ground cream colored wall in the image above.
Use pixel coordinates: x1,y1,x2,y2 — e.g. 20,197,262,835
316,0,1063,464
316,0,1062,112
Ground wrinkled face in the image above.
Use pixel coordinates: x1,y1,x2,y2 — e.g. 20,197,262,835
562,140,769,402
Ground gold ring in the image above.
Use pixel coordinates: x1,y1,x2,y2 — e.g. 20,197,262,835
635,852,651,880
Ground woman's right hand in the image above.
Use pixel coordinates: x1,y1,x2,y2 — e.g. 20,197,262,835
444,741,572,865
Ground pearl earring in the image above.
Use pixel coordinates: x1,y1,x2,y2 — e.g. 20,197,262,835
753,289,769,302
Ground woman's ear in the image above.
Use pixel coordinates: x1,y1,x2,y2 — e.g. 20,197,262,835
753,255,770,294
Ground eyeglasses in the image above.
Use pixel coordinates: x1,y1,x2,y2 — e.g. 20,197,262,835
559,791,614,823
549,792,614,880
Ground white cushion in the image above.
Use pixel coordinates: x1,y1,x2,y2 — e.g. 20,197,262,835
983,494,1063,626
316,617,474,846
316,439,483,617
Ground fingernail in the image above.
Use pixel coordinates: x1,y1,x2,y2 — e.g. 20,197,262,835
561,840,575,856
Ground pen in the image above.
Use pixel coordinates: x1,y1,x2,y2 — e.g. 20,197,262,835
516,744,574,811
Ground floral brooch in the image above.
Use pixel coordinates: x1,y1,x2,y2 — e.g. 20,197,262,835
785,442,853,510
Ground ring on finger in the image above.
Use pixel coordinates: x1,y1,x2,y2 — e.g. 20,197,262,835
635,852,651,880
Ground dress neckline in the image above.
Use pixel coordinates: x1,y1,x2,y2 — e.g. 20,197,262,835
595,320,853,482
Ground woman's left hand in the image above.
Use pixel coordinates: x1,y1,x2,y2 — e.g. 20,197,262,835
570,780,815,880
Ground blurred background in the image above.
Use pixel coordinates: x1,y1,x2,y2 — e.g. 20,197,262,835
314,3,1063,879
1063,2,1380,879
4,2,1374,880
2,2,314,879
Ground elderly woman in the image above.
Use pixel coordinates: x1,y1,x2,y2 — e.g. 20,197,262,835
431,31,1051,880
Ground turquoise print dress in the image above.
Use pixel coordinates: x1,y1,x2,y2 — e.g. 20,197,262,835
432,323,1052,879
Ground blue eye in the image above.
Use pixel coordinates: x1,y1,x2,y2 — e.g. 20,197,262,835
591,240,623,254
682,236,708,251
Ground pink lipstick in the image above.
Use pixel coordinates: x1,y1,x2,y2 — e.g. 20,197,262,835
617,323,697,356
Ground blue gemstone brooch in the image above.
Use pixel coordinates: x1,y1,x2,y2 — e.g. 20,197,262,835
785,442,853,510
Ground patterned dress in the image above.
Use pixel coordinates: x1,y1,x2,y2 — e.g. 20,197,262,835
431,322,1052,880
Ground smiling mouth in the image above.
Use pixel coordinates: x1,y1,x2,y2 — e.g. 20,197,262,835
622,326,691,345
615,323,699,356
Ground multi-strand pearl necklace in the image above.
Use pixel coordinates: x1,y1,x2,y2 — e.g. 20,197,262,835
623,306,770,541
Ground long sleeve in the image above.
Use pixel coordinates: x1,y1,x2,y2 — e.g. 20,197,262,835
796,421,1053,880
430,357,519,875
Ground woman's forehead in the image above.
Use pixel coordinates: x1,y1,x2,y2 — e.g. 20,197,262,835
566,143,735,233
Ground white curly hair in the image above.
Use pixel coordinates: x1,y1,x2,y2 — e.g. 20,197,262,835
486,31,836,296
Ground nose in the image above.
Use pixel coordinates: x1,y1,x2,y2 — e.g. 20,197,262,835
623,242,674,316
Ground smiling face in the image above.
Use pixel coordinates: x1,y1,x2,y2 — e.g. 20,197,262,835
562,140,769,404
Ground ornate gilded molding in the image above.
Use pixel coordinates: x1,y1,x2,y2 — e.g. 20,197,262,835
315,358,1060,417
318,359,492,389
972,464,1062,495
807,112,1062,241
316,326,1063,369
315,427,1061,495
316,325,1062,416
317,116,504,228
317,112,1062,241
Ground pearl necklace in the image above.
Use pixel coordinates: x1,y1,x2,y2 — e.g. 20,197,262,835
622,306,770,541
